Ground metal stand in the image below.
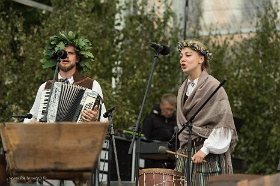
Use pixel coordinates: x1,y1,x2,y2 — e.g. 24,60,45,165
40,55,62,122
128,50,161,186
105,107,122,186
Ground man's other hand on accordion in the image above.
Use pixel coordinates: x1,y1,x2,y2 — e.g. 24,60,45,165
82,105,99,122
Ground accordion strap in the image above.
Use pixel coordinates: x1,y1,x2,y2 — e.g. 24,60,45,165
44,71,94,90
74,77,91,85
44,77,94,90
74,77,94,89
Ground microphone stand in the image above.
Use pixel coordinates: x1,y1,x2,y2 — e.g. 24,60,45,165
168,79,227,186
174,126,179,171
40,56,62,122
3,114,33,126
3,116,14,127
106,108,122,186
128,50,160,185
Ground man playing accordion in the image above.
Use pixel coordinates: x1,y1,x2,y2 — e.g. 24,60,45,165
24,31,108,124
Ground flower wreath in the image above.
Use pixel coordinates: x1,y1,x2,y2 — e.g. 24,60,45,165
177,40,213,61
40,31,94,71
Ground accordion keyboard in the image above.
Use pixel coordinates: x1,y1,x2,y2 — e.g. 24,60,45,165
37,89,51,121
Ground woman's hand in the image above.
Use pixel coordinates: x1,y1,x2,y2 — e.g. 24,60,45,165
191,150,206,163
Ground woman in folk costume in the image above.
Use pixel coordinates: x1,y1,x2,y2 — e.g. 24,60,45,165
175,39,238,186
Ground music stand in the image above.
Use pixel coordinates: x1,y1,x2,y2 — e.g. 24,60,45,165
0,122,109,184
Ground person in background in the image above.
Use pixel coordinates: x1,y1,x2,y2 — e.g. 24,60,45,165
176,38,238,186
142,93,177,142
141,93,177,169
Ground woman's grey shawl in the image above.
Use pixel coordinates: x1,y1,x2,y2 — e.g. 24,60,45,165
177,71,238,173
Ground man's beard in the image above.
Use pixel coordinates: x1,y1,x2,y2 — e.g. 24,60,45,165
59,62,76,72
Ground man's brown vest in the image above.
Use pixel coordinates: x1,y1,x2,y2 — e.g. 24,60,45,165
44,71,94,90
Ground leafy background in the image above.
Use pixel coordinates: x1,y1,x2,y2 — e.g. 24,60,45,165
0,0,279,175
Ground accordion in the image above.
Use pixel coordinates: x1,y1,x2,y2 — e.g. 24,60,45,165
38,82,102,123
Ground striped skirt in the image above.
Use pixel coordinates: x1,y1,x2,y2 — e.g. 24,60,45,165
176,144,228,186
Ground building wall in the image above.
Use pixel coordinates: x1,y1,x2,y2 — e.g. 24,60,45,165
173,0,280,37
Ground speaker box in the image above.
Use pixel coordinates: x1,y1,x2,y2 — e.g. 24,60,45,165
110,137,133,181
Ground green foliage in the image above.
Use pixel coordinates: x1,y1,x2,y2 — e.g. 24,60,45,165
1,0,279,175
0,0,181,129
221,3,280,174
41,30,95,71
112,0,181,129
0,5,44,119
209,35,235,81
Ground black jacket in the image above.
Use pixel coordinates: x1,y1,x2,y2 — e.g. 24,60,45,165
142,104,177,141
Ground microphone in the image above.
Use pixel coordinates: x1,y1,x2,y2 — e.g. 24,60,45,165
4,113,33,125
57,49,68,59
103,107,115,118
150,42,170,55
12,113,33,119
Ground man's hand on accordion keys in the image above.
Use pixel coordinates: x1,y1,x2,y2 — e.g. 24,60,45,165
81,105,99,122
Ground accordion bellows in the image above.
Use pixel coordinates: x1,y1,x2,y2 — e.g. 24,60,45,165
38,82,102,122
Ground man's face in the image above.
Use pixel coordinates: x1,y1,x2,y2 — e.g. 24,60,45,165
59,46,80,72
160,102,175,119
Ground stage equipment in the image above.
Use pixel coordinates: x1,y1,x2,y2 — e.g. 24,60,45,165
138,168,185,186
102,107,122,186
128,41,170,185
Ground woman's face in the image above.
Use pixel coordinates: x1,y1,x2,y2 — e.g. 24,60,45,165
179,47,204,76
